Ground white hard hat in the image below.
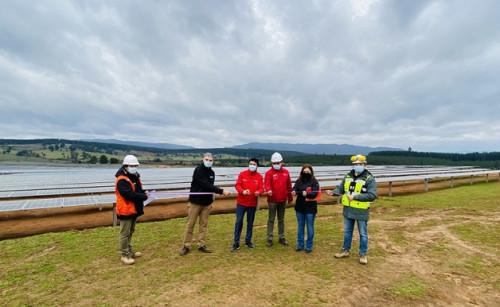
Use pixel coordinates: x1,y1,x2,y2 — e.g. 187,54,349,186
350,154,367,164
271,152,283,163
123,155,140,165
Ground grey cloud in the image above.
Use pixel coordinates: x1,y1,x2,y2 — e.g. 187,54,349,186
0,0,499,152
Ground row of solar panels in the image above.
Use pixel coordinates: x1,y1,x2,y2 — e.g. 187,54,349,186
0,165,473,192
0,168,498,212
0,166,480,199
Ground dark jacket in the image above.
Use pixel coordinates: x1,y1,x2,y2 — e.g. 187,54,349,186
333,169,377,221
293,179,320,214
115,167,148,220
188,163,224,206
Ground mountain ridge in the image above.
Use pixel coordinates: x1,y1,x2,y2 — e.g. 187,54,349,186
80,139,195,150
231,142,404,155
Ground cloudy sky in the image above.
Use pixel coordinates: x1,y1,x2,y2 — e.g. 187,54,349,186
1,0,499,153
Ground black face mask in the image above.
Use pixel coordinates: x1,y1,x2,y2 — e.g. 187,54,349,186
302,173,312,181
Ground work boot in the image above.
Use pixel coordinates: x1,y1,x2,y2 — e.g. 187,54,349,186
266,239,273,247
334,248,350,258
278,238,289,246
359,254,368,265
198,245,212,253
129,246,142,258
121,252,135,265
180,246,190,256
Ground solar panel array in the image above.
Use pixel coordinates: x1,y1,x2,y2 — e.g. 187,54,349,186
0,165,497,212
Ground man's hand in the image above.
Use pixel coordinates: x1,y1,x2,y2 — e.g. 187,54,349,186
267,190,273,197
326,190,341,196
222,190,231,196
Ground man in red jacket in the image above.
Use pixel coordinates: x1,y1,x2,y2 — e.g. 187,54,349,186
265,152,293,247
230,158,264,252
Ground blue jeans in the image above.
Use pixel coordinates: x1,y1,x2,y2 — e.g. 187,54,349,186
234,204,257,244
342,216,368,255
296,211,316,251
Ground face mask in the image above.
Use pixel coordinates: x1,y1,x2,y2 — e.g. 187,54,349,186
302,173,312,181
249,165,257,172
128,167,138,174
203,161,213,168
354,166,364,173
273,164,281,170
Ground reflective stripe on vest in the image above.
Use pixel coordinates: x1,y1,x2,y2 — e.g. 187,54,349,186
115,175,137,216
341,174,371,209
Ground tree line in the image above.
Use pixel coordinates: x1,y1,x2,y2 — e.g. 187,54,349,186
1,139,498,169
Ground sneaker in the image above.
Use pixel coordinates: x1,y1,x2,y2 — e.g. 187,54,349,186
245,242,255,249
266,239,273,247
305,249,312,253
198,245,212,253
295,247,304,252
180,246,190,256
334,248,350,258
230,244,240,252
359,254,368,265
128,246,142,258
278,238,289,246
121,253,135,265
129,250,142,258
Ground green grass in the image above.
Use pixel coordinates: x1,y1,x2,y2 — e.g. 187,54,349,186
452,223,500,246
0,182,499,306
390,273,428,298
380,181,500,211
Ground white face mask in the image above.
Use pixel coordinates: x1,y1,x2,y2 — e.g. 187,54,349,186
128,167,138,174
249,164,257,172
203,161,213,168
273,164,281,170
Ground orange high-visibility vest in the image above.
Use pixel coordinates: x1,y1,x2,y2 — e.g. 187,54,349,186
115,175,137,216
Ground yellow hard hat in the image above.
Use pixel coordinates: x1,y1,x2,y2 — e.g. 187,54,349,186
350,154,367,164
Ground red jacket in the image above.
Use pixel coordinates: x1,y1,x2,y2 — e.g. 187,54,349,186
265,167,293,203
235,169,264,207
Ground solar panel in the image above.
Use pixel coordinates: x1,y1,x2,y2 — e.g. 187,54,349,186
0,166,497,212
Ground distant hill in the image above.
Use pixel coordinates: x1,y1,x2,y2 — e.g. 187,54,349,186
81,139,194,150
232,142,404,155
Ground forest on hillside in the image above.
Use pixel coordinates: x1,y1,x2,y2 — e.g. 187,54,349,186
0,139,499,169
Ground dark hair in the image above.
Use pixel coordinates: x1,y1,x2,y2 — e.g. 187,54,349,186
298,164,315,182
248,157,259,166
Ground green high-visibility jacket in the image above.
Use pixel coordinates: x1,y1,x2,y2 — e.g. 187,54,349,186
333,169,377,221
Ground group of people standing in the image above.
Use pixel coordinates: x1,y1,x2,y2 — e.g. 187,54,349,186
114,152,377,266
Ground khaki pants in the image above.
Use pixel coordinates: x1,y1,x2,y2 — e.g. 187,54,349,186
183,202,212,248
119,218,137,255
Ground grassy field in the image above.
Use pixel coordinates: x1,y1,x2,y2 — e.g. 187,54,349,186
1,182,499,306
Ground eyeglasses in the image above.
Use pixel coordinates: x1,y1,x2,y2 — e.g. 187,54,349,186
272,162,282,165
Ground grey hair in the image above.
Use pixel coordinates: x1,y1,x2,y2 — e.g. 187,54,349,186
203,152,213,159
